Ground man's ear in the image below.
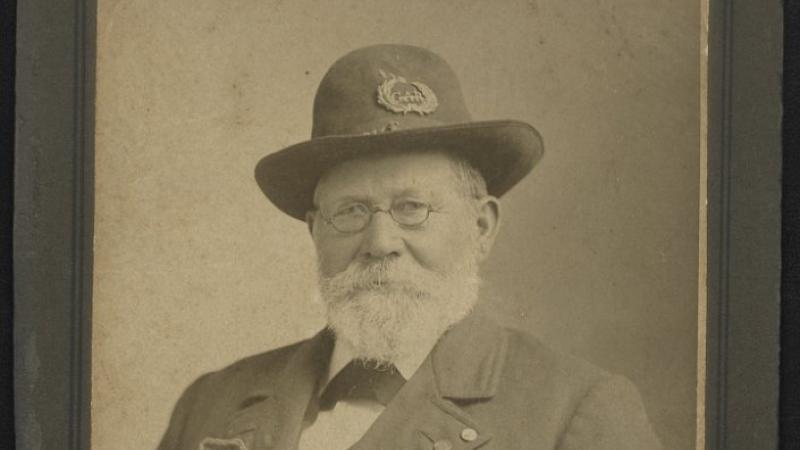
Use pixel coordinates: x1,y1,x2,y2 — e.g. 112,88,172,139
305,210,316,236
475,196,501,259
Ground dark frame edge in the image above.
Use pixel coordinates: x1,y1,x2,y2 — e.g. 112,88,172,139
706,0,782,449
76,0,96,447
704,0,727,447
14,0,96,448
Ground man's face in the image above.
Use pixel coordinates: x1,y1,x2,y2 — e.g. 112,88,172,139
308,151,501,364
311,151,487,277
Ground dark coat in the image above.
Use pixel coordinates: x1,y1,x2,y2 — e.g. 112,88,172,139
157,314,663,450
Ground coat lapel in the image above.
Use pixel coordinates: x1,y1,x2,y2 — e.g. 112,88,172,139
222,330,334,450
352,314,509,450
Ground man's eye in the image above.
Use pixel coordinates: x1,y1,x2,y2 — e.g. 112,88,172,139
334,204,368,217
394,200,427,213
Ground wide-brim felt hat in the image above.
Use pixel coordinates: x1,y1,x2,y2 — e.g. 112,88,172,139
255,44,544,220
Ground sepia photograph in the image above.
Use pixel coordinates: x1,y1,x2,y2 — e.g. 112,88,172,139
90,1,702,449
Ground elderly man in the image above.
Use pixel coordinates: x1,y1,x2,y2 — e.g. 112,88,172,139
158,44,662,450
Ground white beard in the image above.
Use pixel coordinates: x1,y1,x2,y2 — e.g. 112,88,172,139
317,253,481,366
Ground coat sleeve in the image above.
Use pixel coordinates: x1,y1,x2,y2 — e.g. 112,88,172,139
156,374,210,450
556,375,663,450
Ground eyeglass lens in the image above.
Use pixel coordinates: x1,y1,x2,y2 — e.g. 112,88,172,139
328,201,431,232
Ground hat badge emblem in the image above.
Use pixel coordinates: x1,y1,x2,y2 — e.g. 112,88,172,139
376,70,439,116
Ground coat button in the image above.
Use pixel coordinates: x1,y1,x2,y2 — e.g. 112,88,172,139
433,439,453,450
460,427,478,442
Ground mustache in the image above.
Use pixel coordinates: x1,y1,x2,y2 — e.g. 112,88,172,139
320,258,447,295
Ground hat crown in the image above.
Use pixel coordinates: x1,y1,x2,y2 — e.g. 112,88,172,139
311,44,472,138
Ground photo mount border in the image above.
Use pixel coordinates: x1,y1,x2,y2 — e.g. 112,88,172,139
12,0,782,448
14,0,95,448
704,0,782,448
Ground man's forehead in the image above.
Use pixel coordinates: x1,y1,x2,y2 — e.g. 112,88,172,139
314,151,462,200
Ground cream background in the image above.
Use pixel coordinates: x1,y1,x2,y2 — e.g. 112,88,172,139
93,1,700,449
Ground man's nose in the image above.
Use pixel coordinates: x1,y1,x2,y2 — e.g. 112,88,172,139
359,210,403,260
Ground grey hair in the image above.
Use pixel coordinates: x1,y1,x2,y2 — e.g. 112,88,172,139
448,156,488,201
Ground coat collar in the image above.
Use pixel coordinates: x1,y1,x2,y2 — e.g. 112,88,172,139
220,314,509,450
430,312,509,400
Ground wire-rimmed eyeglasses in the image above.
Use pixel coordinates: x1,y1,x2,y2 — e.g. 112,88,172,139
319,200,438,233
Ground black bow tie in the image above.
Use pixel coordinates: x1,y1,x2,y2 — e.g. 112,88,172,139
318,360,406,411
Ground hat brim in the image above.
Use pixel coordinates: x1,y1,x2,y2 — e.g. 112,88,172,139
255,120,544,220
